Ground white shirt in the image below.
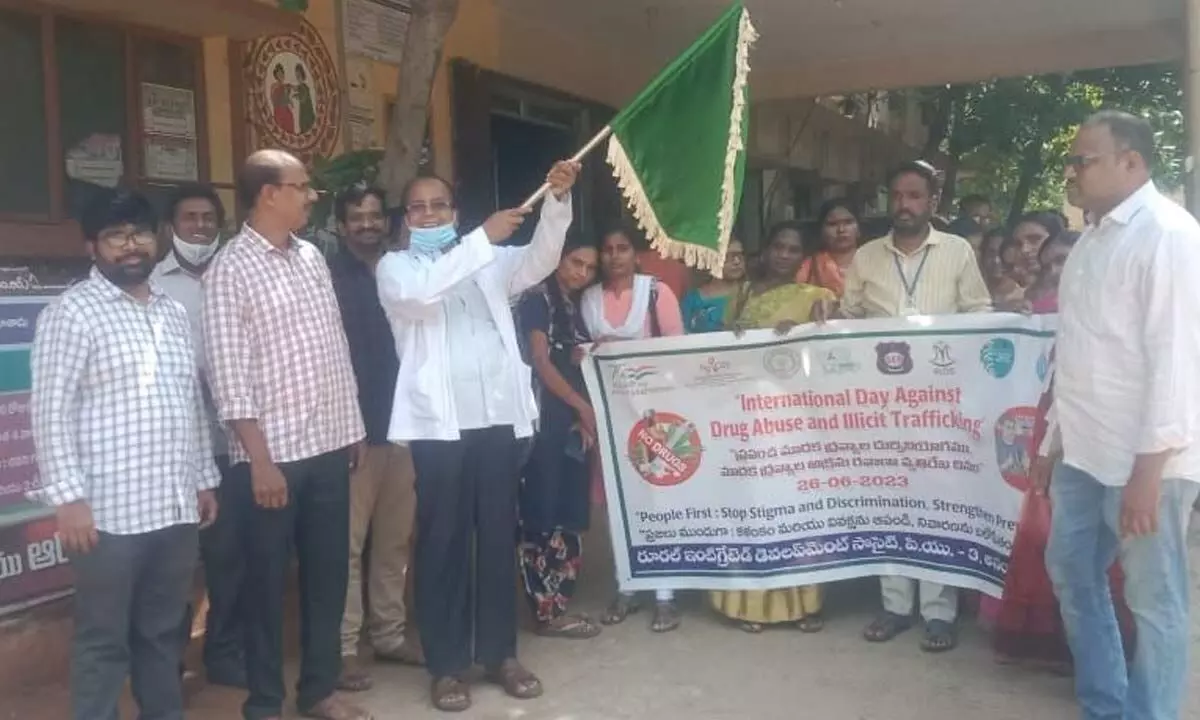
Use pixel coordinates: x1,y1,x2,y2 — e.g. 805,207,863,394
1046,182,1200,485
376,193,573,442
29,269,220,534
152,252,226,456
444,279,516,429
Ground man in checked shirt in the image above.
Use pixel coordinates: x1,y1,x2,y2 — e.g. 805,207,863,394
204,149,369,720
29,190,220,720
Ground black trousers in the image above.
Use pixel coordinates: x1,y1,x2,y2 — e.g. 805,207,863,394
71,523,199,720
410,426,522,678
180,457,247,677
232,448,350,720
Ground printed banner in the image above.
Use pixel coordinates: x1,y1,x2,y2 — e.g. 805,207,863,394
582,314,1055,598
0,295,71,615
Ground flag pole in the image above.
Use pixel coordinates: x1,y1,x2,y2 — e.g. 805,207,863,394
520,125,613,210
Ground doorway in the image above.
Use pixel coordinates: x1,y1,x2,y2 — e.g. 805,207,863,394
490,113,575,247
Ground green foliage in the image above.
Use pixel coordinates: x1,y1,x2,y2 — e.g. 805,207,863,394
278,0,309,11
307,149,385,231
936,63,1183,219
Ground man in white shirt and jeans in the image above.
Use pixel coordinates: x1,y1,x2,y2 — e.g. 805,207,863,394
377,160,578,713
1034,110,1200,720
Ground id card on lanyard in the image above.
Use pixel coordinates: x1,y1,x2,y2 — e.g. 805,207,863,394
894,247,930,317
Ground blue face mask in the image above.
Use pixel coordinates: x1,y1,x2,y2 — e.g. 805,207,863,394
408,223,457,253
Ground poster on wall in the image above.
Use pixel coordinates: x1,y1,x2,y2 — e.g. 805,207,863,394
141,84,197,139
144,136,199,182
64,134,123,188
343,0,411,66
245,19,341,159
0,294,73,615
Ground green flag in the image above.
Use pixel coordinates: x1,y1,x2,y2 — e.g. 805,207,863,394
606,2,757,276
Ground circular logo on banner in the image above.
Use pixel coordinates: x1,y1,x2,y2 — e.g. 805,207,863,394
627,411,703,487
763,347,801,379
244,19,340,158
980,338,1016,379
994,406,1037,491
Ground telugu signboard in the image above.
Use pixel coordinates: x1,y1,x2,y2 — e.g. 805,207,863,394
583,314,1055,598
0,295,72,614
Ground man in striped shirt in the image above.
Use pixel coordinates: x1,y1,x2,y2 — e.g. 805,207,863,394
204,150,368,720
844,160,991,654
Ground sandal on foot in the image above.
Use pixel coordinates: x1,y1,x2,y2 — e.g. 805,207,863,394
739,621,764,634
796,613,825,633
920,619,958,653
601,594,641,625
336,656,373,692
650,601,681,633
535,613,602,639
431,677,471,713
863,611,913,643
485,659,543,700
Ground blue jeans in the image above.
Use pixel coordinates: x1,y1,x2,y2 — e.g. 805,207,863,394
1045,463,1198,720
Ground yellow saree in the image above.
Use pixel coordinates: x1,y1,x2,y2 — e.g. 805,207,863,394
712,281,833,628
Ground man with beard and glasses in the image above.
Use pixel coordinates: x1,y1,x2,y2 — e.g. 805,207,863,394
204,150,368,720
327,185,420,692
29,189,220,720
152,183,248,690
376,161,578,713
841,160,991,654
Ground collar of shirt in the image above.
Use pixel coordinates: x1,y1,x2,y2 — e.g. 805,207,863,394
88,266,168,305
1099,181,1157,228
330,245,376,278
882,227,944,257
241,222,300,256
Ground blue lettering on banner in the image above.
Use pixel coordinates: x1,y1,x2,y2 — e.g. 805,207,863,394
0,303,45,346
627,531,1009,586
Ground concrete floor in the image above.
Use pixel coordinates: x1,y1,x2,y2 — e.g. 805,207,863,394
6,514,1200,719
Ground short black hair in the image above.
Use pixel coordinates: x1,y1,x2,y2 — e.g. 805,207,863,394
167,183,226,228
1010,210,1065,242
764,220,804,248
887,160,940,196
957,194,989,214
947,216,982,239
1083,110,1156,171
600,223,648,252
334,184,388,223
80,189,157,243
236,154,285,209
399,174,455,208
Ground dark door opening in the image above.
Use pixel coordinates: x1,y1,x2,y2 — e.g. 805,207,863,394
490,113,574,247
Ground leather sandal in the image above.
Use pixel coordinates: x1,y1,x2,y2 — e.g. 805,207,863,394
431,676,471,713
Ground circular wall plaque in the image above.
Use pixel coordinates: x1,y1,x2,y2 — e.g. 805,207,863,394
244,19,340,158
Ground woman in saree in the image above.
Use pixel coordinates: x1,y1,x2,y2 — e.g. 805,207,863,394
517,239,602,639
582,227,686,633
680,237,746,333
795,198,861,297
1024,231,1079,314
711,222,836,633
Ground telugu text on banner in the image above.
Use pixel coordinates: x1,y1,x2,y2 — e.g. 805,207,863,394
582,314,1055,598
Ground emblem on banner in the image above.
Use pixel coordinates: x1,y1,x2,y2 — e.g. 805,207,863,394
820,346,859,374
627,410,703,487
763,347,801,379
609,363,669,396
1035,350,1050,383
930,341,956,376
994,406,1037,491
875,342,913,375
980,338,1016,379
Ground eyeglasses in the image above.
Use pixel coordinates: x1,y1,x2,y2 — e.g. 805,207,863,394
405,200,453,217
98,229,156,249
1064,153,1116,170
